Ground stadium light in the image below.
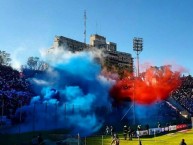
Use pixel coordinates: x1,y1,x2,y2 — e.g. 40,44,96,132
133,37,143,77
132,37,143,125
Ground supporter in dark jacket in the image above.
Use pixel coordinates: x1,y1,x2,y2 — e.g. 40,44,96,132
179,139,187,145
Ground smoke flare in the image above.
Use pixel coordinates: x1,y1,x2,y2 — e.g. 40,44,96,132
10,48,113,136
110,65,182,105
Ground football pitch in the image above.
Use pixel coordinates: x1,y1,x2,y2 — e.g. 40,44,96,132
0,129,192,145
87,129,193,145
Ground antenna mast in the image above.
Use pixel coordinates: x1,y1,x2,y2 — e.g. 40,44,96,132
84,10,87,44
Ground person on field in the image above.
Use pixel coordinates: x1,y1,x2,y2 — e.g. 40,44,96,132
123,125,128,140
128,126,132,140
179,139,187,145
37,133,44,145
139,140,142,145
137,125,141,138
111,134,119,145
106,125,110,135
110,126,114,136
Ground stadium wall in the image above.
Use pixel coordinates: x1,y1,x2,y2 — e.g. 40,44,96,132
137,123,192,137
191,117,193,127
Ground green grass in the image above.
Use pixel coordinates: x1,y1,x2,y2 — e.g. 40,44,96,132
87,129,193,145
0,129,193,145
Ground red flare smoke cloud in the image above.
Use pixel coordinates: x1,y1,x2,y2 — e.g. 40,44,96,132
110,65,182,105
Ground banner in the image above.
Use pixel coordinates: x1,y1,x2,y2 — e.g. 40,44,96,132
149,128,162,135
164,127,169,132
176,124,187,130
169,125,176,131
138,130,149,136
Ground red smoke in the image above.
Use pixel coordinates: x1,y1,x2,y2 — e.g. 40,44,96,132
110,65,182,105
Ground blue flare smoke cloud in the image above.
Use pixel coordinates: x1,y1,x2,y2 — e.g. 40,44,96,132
14,49,112,136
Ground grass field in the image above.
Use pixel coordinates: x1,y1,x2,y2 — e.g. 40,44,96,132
86,129,193,145
0,129,193,145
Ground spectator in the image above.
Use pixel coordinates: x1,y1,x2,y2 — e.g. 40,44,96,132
179,139,187,145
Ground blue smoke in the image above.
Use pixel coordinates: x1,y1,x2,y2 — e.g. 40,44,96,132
12,50,112,136
134,104,158,127
132,101,179,128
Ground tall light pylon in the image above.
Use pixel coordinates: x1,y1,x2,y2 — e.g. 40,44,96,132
133,37,143,77
133,37,143,125
84,10,87,44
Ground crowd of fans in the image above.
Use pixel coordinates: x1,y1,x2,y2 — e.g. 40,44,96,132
156,101,188,125
0,65,34,122
170,75,193,114
0,65,30,91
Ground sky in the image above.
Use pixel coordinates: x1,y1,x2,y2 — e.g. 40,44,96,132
0,0,193,75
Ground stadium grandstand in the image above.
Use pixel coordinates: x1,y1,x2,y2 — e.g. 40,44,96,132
169,75,193,116
0,64,34,126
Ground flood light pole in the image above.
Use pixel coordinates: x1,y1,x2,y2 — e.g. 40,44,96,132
133,37,143,77
132,37,143,125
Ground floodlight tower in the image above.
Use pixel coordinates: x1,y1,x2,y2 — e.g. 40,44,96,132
132,37,143,125
133,37,143,77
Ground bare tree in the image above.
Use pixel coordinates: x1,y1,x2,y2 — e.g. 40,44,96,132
26,56,48,71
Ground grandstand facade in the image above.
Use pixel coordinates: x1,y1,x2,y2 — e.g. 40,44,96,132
48,34,134,74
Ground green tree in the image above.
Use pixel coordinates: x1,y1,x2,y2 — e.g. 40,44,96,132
0,50,11,66
27,56,39,69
